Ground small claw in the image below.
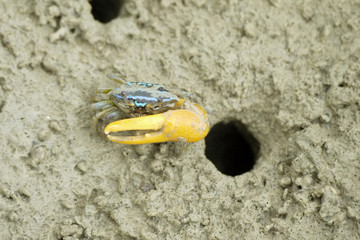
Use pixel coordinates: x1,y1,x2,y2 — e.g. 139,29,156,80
104,101,210,145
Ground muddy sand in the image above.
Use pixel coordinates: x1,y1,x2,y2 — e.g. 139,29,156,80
0,0,360,239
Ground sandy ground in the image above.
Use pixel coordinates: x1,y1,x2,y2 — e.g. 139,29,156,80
0,0,360,239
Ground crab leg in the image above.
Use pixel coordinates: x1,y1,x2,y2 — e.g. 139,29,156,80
96,88,113,94
91,100,114,112
107,74,126,84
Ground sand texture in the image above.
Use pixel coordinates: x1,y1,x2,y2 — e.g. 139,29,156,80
0,0,360,239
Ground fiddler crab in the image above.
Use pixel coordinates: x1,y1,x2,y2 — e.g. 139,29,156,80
91,74,210,145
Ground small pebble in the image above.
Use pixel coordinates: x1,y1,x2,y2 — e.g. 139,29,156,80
0,184,14,199
301,5,314,21
42,54,58,73
18,187,31,198
48,5,60,17
49,120,62,133
282,188,289,200
94,196,107,208
244,23,257,38
154,152,163,160
60,199,75,209
7,212,20,222
50,27,67,43
37,129,51,141
150,160,164,173
134,144,151,156
182,47,198,61
75,162,87,173
278,177,292,188
57,76,66,88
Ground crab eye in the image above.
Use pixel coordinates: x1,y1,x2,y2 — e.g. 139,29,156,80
152,105,160,110
114,94,124,100
157,87,168,92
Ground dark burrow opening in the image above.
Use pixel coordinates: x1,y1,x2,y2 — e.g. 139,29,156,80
89,0,123,23
205,121,260,176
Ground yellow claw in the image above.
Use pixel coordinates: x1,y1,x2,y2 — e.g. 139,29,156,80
104,100,210,145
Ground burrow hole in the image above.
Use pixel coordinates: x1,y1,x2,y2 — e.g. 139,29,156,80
205,121,260,176
89,0,124,23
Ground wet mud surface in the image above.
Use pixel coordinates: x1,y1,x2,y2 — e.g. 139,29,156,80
0,1,360,239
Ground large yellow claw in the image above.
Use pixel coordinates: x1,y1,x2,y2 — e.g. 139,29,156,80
104,101,210,145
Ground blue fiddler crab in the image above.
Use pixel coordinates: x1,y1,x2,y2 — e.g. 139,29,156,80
91,74,180,131
91,74,210,144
